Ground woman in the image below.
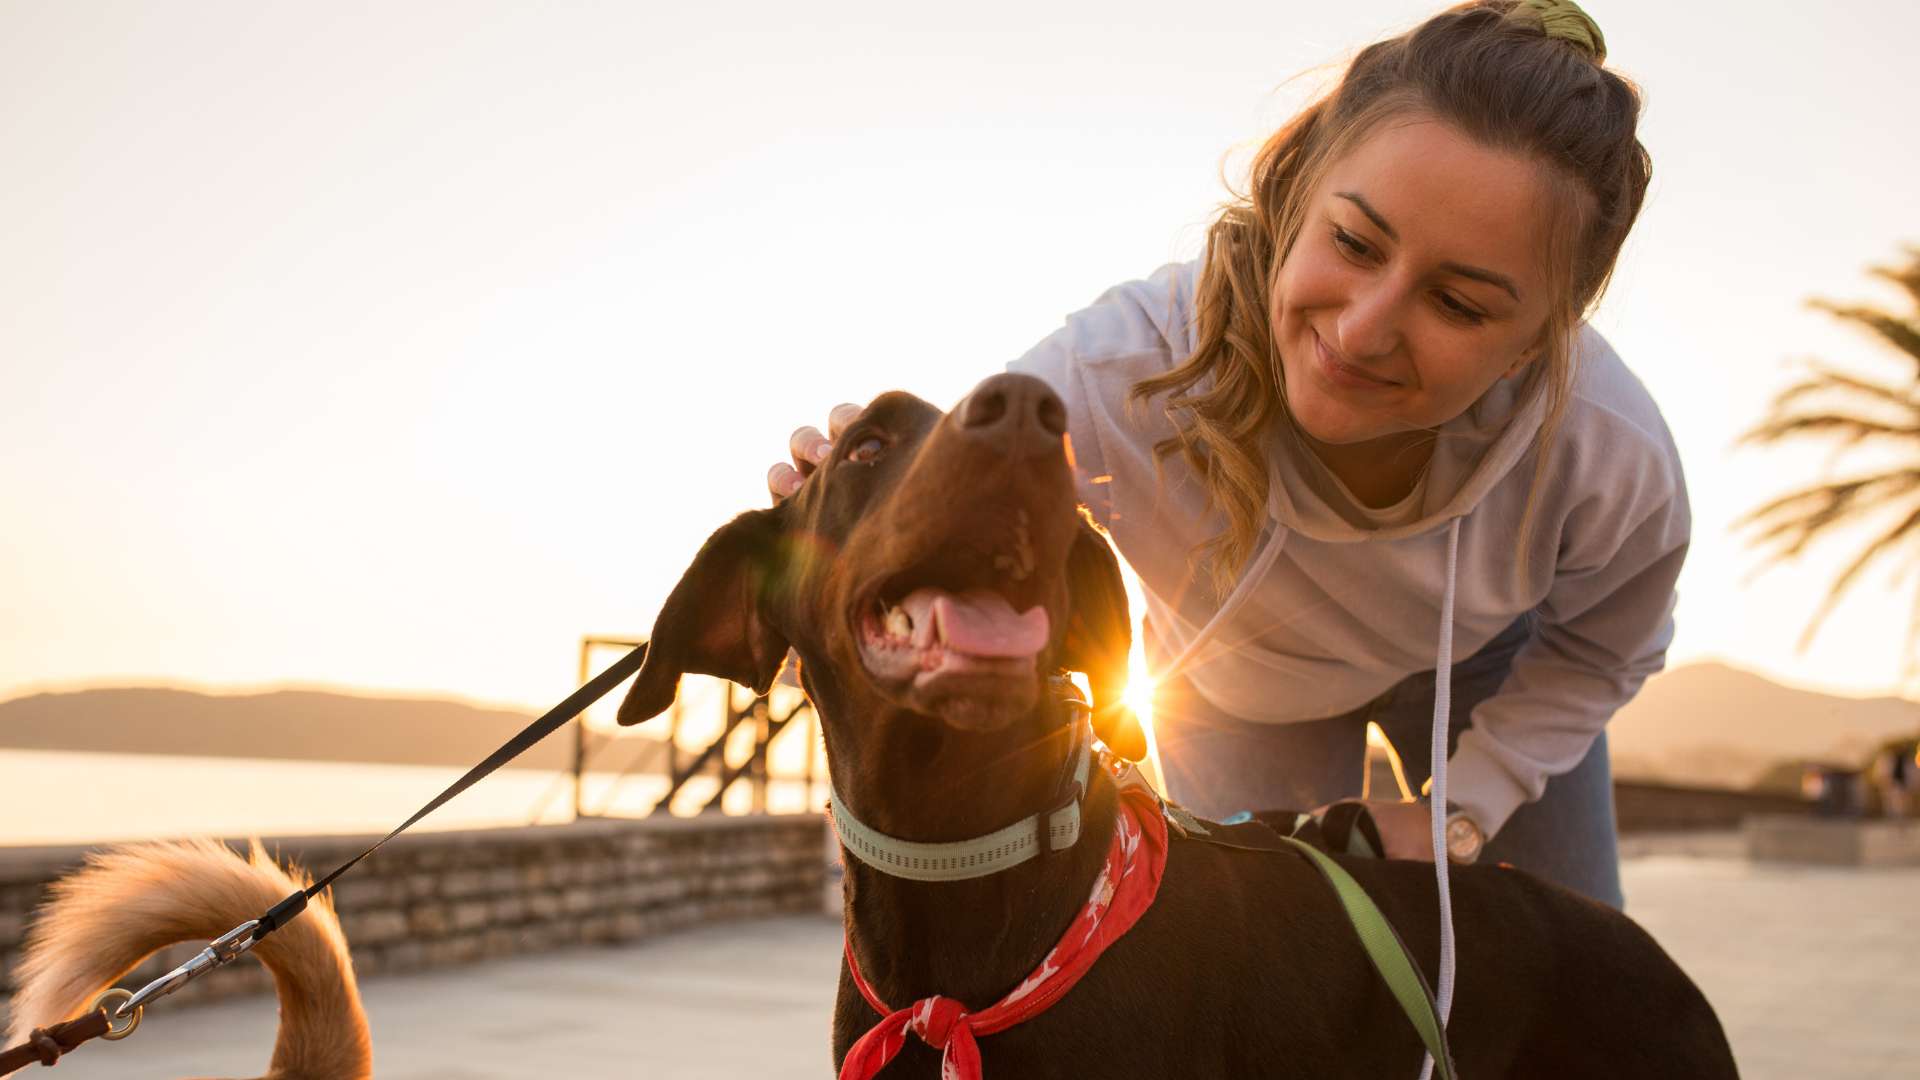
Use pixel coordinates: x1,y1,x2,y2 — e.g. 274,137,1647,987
772,0,1681,912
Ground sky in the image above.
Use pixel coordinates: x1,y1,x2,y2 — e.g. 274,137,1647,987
4,0,1919,716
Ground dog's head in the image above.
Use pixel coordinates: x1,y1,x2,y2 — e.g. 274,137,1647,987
614,372,1144,759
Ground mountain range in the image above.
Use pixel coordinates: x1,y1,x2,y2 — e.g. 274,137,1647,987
3,661,1915,790
0,686,568,770
1607,661,1919,788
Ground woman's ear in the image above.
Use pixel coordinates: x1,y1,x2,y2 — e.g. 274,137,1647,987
1505,320,1558,379
615,506,794,727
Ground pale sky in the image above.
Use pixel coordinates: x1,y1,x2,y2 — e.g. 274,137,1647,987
4,0,1919,714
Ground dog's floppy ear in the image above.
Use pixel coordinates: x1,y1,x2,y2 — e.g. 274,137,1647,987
617,507,792,726
1062,512,1148,761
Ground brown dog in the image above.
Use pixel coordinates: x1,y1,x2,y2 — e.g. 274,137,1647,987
617,372,1739,1078
6,840,372,1079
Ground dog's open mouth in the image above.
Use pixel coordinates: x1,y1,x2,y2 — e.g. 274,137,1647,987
851,556,1053,727
860,586,1049,682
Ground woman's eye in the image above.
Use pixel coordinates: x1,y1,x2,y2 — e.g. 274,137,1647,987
1436,293,1486,325
847,436,887,464
1332,227,1371,259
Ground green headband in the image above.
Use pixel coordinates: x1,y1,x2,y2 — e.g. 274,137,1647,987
1511,0,1607,63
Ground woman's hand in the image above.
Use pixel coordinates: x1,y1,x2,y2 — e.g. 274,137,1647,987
1314,798,1437,861
767,402,863,501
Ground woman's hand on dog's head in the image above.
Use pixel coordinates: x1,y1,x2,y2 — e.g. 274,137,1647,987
768,402,864,502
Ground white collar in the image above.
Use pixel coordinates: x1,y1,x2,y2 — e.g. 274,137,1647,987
828,709,1096,883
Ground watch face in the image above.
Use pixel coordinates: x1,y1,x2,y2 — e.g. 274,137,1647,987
1446,816,1482,859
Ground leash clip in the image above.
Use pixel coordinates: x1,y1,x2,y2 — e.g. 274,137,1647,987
122,919,261,1015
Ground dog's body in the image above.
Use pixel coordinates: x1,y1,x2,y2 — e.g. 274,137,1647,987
617,373,1739,1078
6,840,371,1079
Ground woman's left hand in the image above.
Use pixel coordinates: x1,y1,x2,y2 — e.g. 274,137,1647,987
1314,799,1436,861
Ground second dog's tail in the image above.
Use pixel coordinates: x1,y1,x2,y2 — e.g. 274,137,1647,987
5,839,371,1079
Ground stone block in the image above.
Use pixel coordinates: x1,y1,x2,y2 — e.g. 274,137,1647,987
613,911,646,940
329,877,394,910
440,870,487,899
341,908,409,947
489,895,528,924
1746,815,1920,866
425,934,483,967
483,927,517,959
518,923,566,952
451,900,491,933
0,910,25,949
527,891,562,921
407,905,451,937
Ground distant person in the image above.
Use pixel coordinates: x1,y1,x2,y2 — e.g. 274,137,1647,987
769,0,1680,910
1878,743,1917,818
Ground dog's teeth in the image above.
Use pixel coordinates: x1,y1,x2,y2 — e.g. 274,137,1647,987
885,606,911,639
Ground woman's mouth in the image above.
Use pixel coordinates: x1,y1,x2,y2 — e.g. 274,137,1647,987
1313,329,1402,389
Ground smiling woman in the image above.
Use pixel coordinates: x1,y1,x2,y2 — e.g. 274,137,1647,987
1006,0,1674,920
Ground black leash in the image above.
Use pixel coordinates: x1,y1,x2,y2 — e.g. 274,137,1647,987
0,641,653,1075
258,642,650,935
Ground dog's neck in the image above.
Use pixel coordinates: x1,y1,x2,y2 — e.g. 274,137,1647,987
811,678,1119,1010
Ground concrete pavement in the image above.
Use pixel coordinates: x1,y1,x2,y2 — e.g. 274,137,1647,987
25,843,1919,1078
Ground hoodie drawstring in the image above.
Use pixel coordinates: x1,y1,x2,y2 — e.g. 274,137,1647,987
1157,513,1465,1080
1418,516,1463,1080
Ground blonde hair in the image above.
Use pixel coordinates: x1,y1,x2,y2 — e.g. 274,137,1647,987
1132,0,1650,596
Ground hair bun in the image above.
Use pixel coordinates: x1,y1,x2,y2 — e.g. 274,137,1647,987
1508,0,1608,63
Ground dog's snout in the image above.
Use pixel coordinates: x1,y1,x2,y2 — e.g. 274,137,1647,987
958,374,1068,448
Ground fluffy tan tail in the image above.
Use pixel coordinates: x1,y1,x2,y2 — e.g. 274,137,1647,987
6,840,371,1079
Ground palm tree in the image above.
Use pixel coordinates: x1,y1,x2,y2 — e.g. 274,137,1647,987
1738,246,1920,668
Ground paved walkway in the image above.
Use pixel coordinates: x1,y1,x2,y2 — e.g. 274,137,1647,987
27,844,1920,1078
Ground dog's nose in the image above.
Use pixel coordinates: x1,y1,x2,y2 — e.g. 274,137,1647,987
958,374,1068,448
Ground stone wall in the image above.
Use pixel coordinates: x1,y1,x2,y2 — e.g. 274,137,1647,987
0,813,828,1030
1614,780,1813,833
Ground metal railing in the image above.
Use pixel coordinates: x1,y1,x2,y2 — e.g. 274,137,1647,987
566,636,822,820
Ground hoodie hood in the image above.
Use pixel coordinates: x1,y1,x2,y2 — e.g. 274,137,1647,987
1264,371,1548,544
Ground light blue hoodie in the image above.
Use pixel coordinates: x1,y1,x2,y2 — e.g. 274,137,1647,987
1009,260,1689,839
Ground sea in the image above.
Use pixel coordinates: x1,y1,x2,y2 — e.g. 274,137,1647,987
0,749,826,847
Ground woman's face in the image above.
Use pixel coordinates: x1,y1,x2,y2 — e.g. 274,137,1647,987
1270,116,1561,449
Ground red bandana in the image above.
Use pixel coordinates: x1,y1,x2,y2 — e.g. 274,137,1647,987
838,785,1169,1080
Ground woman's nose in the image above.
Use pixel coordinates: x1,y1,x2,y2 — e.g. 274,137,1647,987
1334,279,1406,360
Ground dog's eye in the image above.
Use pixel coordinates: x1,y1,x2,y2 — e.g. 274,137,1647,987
847,436,887,464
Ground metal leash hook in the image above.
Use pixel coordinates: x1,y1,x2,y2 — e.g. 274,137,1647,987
87,989,139,1042
105,918,262,1033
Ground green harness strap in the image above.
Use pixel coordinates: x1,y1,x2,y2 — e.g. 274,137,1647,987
1278,836,1458,1080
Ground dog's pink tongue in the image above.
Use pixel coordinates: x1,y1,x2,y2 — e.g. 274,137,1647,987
902,587,1049,658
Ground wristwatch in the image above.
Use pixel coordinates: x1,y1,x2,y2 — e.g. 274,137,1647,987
1443,807,1486,864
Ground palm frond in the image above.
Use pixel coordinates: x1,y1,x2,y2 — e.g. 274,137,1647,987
1867,247,1920,311
1739,412,1920,449
1736,470,1920,559
1808,301,1920,375
1798,500,1920,650
1741,245,1920,665
1747,364,1920,431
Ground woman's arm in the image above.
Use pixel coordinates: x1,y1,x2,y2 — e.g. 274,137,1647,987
1449,481,1691,839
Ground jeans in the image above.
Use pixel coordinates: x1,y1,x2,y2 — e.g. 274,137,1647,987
1151,616,1626,909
